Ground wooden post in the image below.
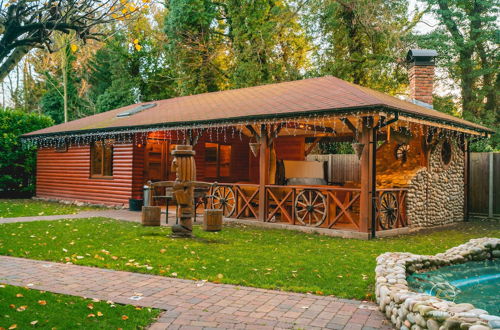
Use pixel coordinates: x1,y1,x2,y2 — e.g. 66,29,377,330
258,125,270,221
359,118,374,234
464,139,469,221
489,151,494,218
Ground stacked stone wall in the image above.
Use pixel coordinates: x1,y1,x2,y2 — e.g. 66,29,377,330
406,140,465,227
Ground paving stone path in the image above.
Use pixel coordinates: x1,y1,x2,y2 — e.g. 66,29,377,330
0,256,392,330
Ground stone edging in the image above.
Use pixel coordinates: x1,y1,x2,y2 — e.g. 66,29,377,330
375,237,500,330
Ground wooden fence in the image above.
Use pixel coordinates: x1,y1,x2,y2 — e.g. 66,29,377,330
306,154,360,184
469,152,500,217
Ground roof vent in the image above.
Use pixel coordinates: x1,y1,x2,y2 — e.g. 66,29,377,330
116,103,156,118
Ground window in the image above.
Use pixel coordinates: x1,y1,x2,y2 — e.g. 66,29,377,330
91,140,113,178
205,143,231,179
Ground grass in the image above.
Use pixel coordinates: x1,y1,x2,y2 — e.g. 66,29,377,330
0,284,160,329
0,199,99,218
0,218,498,300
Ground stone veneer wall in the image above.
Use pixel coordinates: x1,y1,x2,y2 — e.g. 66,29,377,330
376,237,500,330
406,140,465,228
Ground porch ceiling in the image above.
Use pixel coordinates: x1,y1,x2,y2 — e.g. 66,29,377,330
24,76,492,139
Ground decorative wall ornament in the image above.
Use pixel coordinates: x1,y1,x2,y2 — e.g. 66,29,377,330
352,142,365,159
395,144,410,163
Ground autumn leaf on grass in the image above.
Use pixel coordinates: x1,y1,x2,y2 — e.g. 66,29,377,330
87,303,94,309
16,305,27,312
15,293,23,297
97,311,103,317
30,320,38,325
121,315,129,320
87,313,96,318
8,324,17,329
37,300,47,305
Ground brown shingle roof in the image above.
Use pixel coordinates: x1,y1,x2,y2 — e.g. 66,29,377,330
24,76,492,137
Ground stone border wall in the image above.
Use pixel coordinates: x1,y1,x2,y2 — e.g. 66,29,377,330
375,237,500,330
406,140,465,228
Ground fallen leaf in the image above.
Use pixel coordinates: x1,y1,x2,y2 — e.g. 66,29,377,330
97,311,103,317
15,294,23,297
217,274,224,279
37,300,47,305
87,313,95,318
121,315,129,320
87,303,94,309
30,320,38,325
8,325,17,329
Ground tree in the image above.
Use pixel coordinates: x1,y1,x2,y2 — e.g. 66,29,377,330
304,0,422,95
416,0,498,123
164,0,225,95
0,110,53,195
226,0,310,88
0,0,148,82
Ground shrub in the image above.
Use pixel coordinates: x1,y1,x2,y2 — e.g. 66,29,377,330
0,111,53,196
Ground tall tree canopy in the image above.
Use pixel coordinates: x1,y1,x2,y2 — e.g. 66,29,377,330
304,0,422,95
0,0,148,82
416,0,498,123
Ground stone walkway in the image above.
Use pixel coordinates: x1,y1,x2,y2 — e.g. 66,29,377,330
0,256,392,330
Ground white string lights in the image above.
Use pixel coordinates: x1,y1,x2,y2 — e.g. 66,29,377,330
21,111,483,149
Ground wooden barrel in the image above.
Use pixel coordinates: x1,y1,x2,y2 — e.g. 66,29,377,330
203,209,223,231
142,206,161,226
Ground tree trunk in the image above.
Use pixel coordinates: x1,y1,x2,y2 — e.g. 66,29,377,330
0,46,30,83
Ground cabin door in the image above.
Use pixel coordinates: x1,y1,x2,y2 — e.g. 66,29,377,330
144,141,170,182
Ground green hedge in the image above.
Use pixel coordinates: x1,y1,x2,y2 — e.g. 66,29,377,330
0,111,53,196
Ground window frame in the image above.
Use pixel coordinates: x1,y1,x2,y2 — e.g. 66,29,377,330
204,142,232,180
90,139,114,179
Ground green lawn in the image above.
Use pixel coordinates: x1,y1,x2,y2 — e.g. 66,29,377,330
0,199,98,218
0,284,160,329
0,218,498,300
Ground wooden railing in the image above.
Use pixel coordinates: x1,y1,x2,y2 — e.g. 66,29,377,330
207,183,408,232
208,183,260,220
375,188,408,231
265,185,361,229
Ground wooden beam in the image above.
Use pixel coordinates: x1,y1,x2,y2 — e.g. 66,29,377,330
284,122,335,134
258,124,270,221
305,137,323,157
359,117,374,234
340,118,358,136
245,125,260,142
268,123,285,146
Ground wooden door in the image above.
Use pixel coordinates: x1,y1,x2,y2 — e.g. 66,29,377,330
144,141,169,182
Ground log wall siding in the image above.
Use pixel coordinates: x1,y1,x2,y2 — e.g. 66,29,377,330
36,143,134,206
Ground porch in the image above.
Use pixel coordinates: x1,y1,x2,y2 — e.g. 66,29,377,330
140,113,420,238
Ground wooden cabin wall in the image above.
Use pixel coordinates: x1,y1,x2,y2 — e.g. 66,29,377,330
36,143,134,206
193,134,251,182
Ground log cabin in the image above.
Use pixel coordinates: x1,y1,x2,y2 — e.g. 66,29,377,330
22,50,493,238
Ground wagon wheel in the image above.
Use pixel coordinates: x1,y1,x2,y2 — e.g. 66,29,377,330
377,192,399,230
211,186,236,217
294,189,327,227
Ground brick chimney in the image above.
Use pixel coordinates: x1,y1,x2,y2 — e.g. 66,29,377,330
406,49,437,108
